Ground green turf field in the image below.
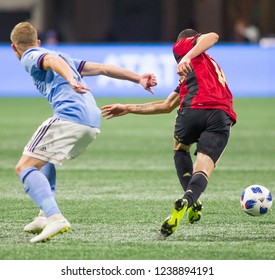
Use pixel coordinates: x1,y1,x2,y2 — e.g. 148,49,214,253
0,97,274,260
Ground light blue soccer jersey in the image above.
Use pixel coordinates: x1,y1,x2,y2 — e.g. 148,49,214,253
21,47,101,128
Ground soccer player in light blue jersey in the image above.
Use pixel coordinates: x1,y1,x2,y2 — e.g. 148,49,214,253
10,22,157,243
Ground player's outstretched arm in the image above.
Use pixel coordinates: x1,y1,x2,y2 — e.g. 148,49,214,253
81,62,157,94
177,32,219,76
102,91,180,119
43,54,90,93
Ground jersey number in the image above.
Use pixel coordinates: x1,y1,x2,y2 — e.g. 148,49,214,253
211,59,226,87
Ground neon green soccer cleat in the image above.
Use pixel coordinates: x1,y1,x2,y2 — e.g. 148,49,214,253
160,198,188,238
187,200,203,224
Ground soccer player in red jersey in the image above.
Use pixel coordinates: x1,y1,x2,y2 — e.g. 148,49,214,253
102,29,237,238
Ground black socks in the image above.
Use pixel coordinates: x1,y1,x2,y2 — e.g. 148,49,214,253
183,171,208,207
174,150,193,192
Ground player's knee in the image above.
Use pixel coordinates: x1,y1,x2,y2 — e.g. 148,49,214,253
174,141,190,152
15,163,23,176
15,161,30,176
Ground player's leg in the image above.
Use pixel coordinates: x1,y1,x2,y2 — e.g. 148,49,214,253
183,115,232,224
41,163,56,194
160,153,215,238
23,162,57,233
16,155,70,243
173,138,193,192
15,155,59,218
160,111,197,238
16,117,71,241
182,153,214,224
183,153,214,207
183,110,232,209
174,141,204,225
21,119,98,242
16,155,70,239
160,141,193,237
164,140,195,229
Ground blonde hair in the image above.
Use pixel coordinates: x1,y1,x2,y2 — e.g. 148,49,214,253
10,22,38,49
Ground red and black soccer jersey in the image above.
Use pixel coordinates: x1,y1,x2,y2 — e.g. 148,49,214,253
173,34,237,125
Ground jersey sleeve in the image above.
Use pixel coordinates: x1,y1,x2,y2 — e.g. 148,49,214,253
21,49,48,75
73,58,86,75
174,85,180,93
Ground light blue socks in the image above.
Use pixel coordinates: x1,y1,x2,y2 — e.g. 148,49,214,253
40,163,56,194
19,166,60,217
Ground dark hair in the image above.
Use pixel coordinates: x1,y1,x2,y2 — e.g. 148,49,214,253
177,29,198,42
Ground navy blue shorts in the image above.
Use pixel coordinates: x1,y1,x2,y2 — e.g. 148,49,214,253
174,109,232,163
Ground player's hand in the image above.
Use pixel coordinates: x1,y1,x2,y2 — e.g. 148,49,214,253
69,79,90,94
177,57,193,77
139,73,157,94
101,104,129,119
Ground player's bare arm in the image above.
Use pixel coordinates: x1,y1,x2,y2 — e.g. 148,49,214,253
42,54,90,94
102,91,180,119
81,62,157,94
177,32,219,76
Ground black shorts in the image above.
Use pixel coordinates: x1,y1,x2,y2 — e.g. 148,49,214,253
174,109,232,163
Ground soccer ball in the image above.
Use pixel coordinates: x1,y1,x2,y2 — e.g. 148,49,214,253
240,184,273,216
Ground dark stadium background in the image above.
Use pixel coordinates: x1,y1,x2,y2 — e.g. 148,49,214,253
0,0,274,44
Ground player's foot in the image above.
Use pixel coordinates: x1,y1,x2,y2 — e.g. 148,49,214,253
24,215,47,234
187,200,203,224
30,214,70,243
160,198,188,238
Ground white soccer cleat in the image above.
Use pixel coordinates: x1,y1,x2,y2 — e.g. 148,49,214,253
24,216,47,234
30,214,70,243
